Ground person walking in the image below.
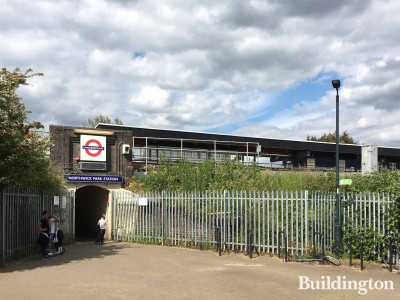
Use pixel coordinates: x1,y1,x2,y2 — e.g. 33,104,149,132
97,214,106,245
37,210,51,260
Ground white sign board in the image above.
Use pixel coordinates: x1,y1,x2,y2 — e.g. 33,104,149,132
138,197,148,206
80,135,107,162
54,196,60,206
61,196,67,209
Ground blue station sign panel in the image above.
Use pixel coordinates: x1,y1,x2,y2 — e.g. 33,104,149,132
64,175,123,183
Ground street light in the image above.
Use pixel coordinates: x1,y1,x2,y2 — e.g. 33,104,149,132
332,79,341,255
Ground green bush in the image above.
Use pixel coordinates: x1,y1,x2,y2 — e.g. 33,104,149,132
346,168,400,235
132,158,340,192
342,227,383,261
132,159,400,199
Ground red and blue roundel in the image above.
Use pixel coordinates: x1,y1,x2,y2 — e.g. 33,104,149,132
82,139,104,157
80,135,106,161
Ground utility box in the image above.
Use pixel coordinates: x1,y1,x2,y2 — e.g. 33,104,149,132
122,144,131,155
307,158,315,169
339,160,345,173
362,145,378,175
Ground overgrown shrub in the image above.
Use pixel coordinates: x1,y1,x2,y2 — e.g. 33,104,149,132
341,169,400,258
131,158,340,192
342,226,384,261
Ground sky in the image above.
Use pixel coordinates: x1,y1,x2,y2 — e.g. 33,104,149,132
2,0,400,146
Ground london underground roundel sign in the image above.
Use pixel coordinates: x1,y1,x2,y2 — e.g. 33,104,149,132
80,135,106,161
83,139,103,157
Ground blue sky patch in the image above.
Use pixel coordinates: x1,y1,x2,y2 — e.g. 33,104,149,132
247,71,341,124
132,51,146,59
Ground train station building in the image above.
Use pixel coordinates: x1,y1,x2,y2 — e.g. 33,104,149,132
49,123,400,239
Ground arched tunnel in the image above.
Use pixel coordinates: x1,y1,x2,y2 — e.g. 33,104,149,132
75,186,108,240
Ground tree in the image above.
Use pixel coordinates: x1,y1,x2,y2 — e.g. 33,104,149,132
85,115,123,128
0,67,63,190
306,131,357,144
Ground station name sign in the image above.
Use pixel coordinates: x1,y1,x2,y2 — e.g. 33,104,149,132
64,175,123,183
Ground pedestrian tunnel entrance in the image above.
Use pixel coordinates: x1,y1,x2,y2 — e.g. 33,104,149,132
75,186,108,240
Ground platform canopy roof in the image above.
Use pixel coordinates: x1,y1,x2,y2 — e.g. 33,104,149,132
96,124,400,157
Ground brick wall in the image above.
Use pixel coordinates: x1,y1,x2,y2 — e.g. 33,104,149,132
50,125,133,186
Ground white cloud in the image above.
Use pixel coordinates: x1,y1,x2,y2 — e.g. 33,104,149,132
1,0,400,147
129,85,170,112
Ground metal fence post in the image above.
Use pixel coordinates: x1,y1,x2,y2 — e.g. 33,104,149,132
216,227,221,256
360,237,364,271
111,191,115,240
349,239,353,266
224,190,227,250
389,241,393,273
162,191,165,245
71,190,75,242
1,188,4,262
248,229,253,259
278,231,288,262
305,190,309,252
312,231,316,258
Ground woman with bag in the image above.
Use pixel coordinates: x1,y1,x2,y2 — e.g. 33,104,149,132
37,210,51,260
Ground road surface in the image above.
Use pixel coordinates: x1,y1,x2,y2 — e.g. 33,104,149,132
0,241,399,299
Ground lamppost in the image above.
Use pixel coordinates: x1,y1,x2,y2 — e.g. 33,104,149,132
332,79,341,254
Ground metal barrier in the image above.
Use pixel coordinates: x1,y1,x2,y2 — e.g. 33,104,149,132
290,232,341,266
216,227,221,256
247,229,253,259
380,233,400,272
278,231,288,262
312,231,325,263
348,235,364,271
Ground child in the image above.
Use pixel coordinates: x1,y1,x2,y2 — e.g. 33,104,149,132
47,214,60,254
97,214,106,244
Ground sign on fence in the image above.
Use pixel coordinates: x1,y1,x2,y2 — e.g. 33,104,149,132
61,196,67,209
138,197,148,206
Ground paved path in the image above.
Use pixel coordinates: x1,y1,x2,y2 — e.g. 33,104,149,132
0,242,399,299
